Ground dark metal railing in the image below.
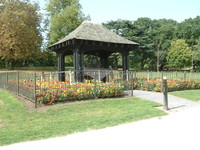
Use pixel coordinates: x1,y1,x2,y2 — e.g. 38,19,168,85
0,70,199,108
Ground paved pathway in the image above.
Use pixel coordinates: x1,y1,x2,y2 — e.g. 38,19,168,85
1,90,200,150
132,90,200,112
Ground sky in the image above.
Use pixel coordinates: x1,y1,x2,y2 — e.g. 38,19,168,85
35,0,200,23
80,0,200,23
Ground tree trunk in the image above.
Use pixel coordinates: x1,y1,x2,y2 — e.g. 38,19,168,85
155,39,162,73
157,46,160,73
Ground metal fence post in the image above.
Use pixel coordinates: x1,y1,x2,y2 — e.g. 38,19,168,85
162,76,169,110
50,72,52,80
184,71,186,81
98,70,101,83
17,72,19,95
69,70,72,85
131,72,134,96
34,73,37,108
6,72,8,90
94,72,97,99
147,70,150,81
126,70,129,81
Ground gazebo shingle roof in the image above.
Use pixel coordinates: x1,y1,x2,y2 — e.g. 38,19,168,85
51,21,138,47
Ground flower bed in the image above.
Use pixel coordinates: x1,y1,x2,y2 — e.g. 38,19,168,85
36,80,124,104
6,76,200,105
135,78,200,92
6,79,124,105
31,78,200,104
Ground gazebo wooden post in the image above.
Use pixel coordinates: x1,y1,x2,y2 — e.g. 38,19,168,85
73,48,84,82
122,50,129,80
57,51,65,82
80,50,84,82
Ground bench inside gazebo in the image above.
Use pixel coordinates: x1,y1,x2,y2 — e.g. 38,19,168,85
48,21,139,82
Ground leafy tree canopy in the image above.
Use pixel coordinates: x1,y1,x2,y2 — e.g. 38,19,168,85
151,19,177,71
167,39,192,69
46,0,89,45
174,16,200,46
0,0,42,69
104,18,155,70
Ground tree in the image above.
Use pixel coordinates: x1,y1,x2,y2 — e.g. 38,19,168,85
46,0,89,45
151,19,177,71
131,18,154,70
0,0,42,69
104,18,155,70
174,16,200,46
167,39,192,69
104,17,200,71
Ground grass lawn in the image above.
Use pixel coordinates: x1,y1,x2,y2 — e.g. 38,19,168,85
170,89,200,101
0,89,166,146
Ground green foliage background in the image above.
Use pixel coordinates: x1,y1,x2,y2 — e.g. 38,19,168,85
0,0,200,71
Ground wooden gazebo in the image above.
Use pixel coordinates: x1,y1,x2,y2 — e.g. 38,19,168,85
48,21,139,82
